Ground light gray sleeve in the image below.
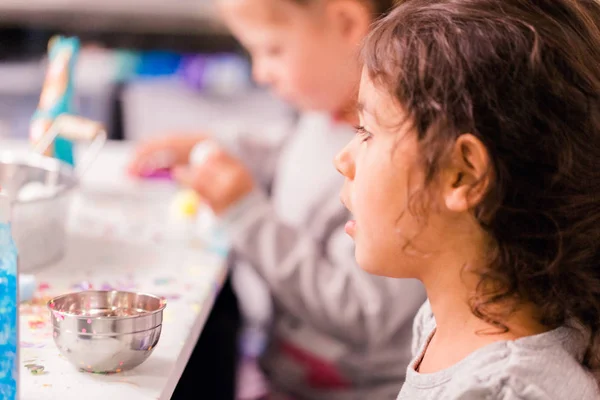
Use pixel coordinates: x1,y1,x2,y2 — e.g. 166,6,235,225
215,122,295,192
220,189,426,347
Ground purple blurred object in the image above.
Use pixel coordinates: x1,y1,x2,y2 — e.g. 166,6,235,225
178,53,251,94
179,55,209,91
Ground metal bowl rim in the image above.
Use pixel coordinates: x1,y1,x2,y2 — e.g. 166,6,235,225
51,324,163,336
47,290,167,319
0,151,79,205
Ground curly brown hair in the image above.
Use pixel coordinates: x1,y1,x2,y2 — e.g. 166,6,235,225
290,0,396,17
364,0,600,370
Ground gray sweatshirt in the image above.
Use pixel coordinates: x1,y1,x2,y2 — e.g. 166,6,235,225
398,301,600,399
221,112,427,400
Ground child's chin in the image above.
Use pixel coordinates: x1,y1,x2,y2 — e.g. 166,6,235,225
355,250,387,277
355,248,409,278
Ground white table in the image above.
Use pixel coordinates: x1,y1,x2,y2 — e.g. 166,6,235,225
17,141,229,399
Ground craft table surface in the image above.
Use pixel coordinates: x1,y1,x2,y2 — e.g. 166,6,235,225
12,141,229,400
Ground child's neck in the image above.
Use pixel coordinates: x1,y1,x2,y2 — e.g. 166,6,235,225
419,264,551,373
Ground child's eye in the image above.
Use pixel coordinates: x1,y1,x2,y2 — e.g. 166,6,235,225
354,125,373,142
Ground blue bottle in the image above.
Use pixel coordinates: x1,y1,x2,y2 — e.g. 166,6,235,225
0,193,18,399
30,36,81,166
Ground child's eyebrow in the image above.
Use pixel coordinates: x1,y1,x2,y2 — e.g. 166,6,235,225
356,101,370,117
356,101,366,113
356,100,379,123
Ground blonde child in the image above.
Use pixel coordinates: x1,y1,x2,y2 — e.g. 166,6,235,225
129,0,426,398
335,0,600,398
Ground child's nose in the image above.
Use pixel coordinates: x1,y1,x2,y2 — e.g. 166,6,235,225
334,145,355,179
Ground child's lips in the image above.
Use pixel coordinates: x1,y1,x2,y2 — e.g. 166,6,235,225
345,220,357,236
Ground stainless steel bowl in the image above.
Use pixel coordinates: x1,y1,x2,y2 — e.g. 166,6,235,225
0,152,77,271
48,290,166,373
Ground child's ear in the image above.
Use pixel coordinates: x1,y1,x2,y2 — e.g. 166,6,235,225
443,134,492,212
326,0,371,44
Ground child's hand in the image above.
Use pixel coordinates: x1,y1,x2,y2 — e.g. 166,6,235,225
173,147,255,215
128,134,207,177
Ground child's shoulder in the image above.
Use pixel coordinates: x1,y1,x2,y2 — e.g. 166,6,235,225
458,326,599,399
408,303,600,399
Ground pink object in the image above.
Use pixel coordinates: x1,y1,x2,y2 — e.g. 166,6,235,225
139,168,173,180
236,359,270,400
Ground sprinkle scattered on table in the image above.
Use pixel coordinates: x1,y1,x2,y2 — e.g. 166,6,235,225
25,364,45,375
20,341,45,349
154,277,174,286
38,282,51,291
28,317,46,330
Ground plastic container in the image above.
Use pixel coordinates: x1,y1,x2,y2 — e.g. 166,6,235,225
19,274,35,303
0,192,19,399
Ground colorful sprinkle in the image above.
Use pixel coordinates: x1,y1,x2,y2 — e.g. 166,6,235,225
72,281,93,291
154,277,173,286
28,318,45,330
87,319,92,324
25,364,45,375
20,341,45,349
81,329,87,334
91,371,114,375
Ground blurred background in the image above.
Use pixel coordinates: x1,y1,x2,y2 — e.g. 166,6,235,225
0,0,294,143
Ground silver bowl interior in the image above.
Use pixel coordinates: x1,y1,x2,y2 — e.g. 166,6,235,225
0,152,77,204
49,290,166,318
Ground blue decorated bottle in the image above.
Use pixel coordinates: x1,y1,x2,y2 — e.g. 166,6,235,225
30,36,80,166
0,192,18,400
